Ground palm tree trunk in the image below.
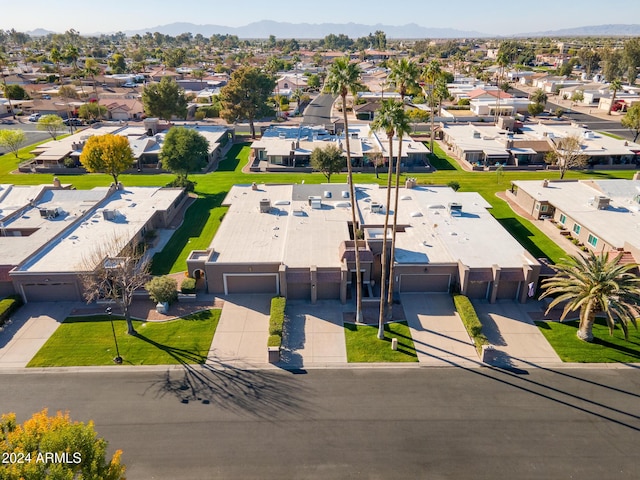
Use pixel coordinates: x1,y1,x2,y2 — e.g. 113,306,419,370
343,94,363,323
429,85,435,154
378,139,394,339
386,135,403,318
577,307,595,342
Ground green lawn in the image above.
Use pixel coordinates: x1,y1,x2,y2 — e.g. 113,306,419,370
216,142,251,172
535,318,640,363
27,309,221,367
344,321,418,362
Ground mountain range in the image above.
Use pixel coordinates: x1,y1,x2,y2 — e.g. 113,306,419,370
25,22,640,39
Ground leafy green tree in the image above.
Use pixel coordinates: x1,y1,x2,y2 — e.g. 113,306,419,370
2,84,27,100
540,252,640,342
142,77,188,121
37,114,65,140
622,37,640,84
107,53,127,74
160,127,210,181
79,102,108,121
527,102,545,117
570,90,584,104
607,78,623,115
0,408,126,480
621,103,640,142
219,66,275,139
325,56,365,323
0,129,26,158
601,47,624,83
79,134,134,184
577,47,600,77
57,85,79,100
145,276,178,304
306,74,320,89
310,144,344,182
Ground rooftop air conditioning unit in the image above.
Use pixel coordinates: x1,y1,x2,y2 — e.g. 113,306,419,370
259,199,271,213
370,202,383,213
102,209,117,221
310,199,322,209
448,202,463,216
596,196,610,210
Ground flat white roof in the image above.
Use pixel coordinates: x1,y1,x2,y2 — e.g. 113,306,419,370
212,183,532,270
359,185,531,267
513,179,640,250
15,187,182,273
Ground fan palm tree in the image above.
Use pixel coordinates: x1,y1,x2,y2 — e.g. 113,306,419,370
387,58,420,103
50,47,63,85
371,100,400,338
325,57,365,323
540,251,640,342
607,78,623,115
385,105,412,320
0,51,16,119
422,60,441,154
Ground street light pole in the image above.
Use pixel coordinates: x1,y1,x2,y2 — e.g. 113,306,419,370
106,306,122,364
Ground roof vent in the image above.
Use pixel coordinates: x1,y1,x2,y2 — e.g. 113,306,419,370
324,191,332,198
102,209,117,221
448,202,463,216
341,191,349,198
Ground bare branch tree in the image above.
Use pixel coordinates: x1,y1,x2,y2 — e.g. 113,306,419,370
545,134,588,179
80,235,151,335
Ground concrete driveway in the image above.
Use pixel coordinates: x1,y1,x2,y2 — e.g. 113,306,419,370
401,293,480,367
471,300,561,367
0,302,76,369
281,300,347,368
207,295,272,367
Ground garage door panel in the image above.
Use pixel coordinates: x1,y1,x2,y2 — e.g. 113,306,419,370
225,275,278,294
23,283,79,302
497,281,520,300
467,282,489,299
399,274,450,293
317,282,340,300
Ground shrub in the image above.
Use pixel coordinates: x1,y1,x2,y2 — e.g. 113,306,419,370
453,294,488,353
166,177,196,192
180,277,196,294
458,98,471,106
269,296,286,337
447,180,461,191
268,334,281,347
0,295,23,329
194,110,206,121
64,157,78,168
145,276,178,304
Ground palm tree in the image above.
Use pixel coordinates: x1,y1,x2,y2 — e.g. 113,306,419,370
607,78,623,115
494,52,509,123
0,51,16,119
325,57,365,323
84,58,102,121
50,47,63,85
385,105,412,319
530,88,548,106
371,100,400,338
422,60,441,154
387,58,420,103
540,251,640,342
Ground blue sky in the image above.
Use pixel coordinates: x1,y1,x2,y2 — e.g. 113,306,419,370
2,0,638,36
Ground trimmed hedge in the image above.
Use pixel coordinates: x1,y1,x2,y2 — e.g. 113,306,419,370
268,297,286,348
180,277,196,294
453,294,488,354
0,295,23,329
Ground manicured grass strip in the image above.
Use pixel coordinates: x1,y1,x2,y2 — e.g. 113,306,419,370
598,131,624,140
344,321,418,362
27,309,221,367
429,142,462,171
535,317,640,363
151,193,229,274
216,142,251,172
452,294,488,354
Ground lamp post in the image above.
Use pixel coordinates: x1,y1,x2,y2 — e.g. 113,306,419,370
106,306,122,364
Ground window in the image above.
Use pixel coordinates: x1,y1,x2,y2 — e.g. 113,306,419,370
588,234,598,247
540,204,549,212
573,224,581,235
559,214,566,224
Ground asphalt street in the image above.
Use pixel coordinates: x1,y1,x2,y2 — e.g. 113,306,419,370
1,367,639,479
0,120,58,156
302,93,336,126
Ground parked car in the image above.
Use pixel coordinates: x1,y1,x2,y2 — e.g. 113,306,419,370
28,113,41,122
42,94,51,100
63,118,84,126
122,82,136,88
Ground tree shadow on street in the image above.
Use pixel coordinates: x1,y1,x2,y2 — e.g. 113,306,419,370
138,333,311,419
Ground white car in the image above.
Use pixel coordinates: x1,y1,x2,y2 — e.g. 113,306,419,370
28,113,41,122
